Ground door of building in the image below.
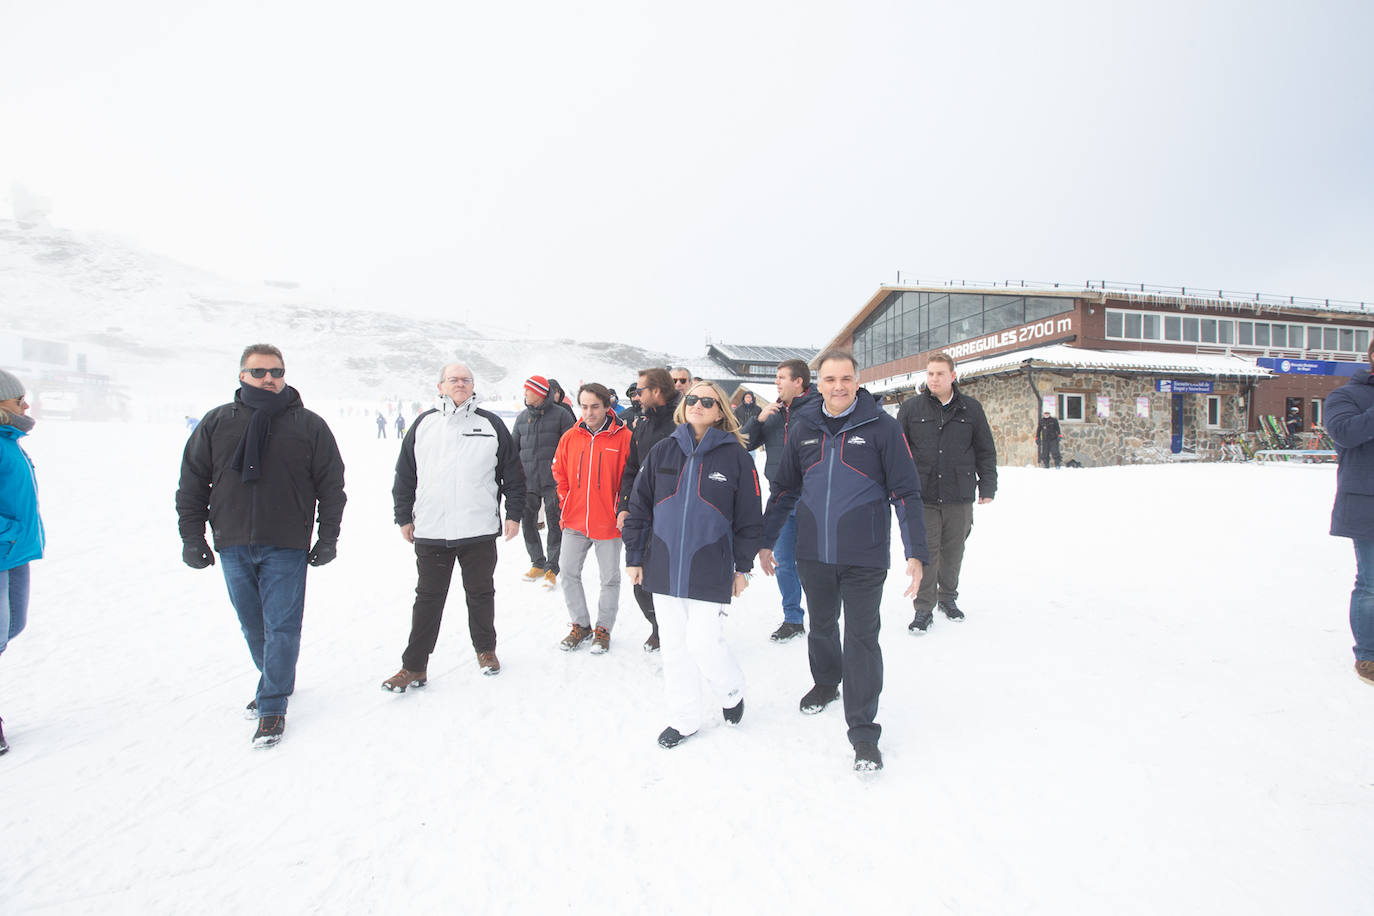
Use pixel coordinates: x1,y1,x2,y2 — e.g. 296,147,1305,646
1170,394,1183,453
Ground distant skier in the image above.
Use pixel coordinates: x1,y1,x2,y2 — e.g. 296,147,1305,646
1036,411,1062,468
0,370,45,756
1284,407,1302,445
376,412,387,438
395,414,406,437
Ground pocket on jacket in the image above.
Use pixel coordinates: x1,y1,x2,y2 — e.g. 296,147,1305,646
957,469,977,501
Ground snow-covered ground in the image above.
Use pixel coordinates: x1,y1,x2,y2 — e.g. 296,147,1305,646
3,419,1371,914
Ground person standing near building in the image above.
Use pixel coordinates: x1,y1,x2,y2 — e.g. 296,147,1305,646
0,372,44,755
1322,343,1374,686
733,390,762,428
513,375,574,589
616,368,682,651
898,353,997,633
383,363,524,690
552,383,632,654
624,380,762,749
176,345,346,748
759,350,926,772
740,359,817,642
1036,411,1062,469
1285,407,1303,444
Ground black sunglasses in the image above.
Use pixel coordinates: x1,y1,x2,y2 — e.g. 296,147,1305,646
684,394,719,408
244,367,285,379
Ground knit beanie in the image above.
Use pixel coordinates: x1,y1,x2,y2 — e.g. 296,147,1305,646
0,369,24,401
524,375,550,398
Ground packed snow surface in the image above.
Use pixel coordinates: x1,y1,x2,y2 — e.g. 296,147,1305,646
2,419,1371,914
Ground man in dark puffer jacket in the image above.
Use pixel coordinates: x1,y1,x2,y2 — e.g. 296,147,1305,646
513,375,574,588
897,352,997,633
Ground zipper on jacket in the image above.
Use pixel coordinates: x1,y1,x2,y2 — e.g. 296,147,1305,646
821,413,880,564
676,450,697,592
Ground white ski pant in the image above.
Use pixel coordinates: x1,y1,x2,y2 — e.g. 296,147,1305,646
658,595,744,736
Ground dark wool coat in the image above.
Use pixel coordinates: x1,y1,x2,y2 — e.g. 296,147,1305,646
1326,369,1374,539
897,383,998,505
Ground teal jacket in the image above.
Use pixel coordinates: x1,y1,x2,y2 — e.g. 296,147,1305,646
0,425,44,571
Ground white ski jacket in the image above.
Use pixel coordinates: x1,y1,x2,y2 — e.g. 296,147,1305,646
392,395,525,545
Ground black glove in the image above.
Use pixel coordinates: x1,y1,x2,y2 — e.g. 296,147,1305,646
182,538,215,569
307,540,337,567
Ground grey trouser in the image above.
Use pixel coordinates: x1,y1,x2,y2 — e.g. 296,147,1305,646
914,502,975,614
560,529,622,630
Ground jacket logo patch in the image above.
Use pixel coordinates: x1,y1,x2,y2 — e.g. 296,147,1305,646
801,438,819,446
708,471,727,483
848,435,867,445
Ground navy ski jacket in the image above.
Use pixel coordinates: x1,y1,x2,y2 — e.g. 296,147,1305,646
1325,368,1374,539
762,389,929,568
623,424,764,604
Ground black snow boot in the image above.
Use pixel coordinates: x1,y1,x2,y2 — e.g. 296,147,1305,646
853,741,883,772
723,699,744,725
799,684,840,715
939,601,965,621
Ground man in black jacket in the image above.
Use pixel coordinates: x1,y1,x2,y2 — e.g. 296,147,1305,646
616,367,681,651
513,375,574,589
176,344,346,748
897,352,997,633
1036,411,1062,468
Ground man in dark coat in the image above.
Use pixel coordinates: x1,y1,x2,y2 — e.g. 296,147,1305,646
897,352,997,633
618,383,644,429
512,375,574,588
176,344,346,748
1036,411,1062,468
616,367,681,651
733,390,762,428
1322,344,1374,686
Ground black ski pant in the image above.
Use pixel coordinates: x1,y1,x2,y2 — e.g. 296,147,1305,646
797,560,887,747
633,583,659,635
521,485,562,573
402,539,498,671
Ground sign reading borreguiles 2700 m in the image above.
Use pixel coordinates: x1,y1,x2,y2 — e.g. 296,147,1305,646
943,314,1076,361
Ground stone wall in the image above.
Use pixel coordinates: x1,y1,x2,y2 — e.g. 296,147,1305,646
946,370,1248,466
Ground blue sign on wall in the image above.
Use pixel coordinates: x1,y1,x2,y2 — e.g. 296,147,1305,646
1255,357,1362,377
1156,379,1214,393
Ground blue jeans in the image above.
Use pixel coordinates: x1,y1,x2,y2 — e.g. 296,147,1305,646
774,510,805,624
1351,539,1374,662
220,545,308,717
0,563,30,655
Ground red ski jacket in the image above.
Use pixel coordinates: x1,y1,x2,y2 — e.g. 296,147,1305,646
553,416,632,540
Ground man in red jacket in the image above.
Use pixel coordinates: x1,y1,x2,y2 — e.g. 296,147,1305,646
552,383,633,654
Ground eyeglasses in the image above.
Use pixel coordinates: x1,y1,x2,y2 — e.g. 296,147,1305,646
446,377,474,386
244,367,285,379
684,395,719,408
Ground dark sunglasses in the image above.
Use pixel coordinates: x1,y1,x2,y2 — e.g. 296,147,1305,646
684,395,719,408
244,367,285,379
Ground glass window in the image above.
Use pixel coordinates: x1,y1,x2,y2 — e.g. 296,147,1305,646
927,295,948,328
950,316,982,342
1142,314,1161,340
1271,325,1287,347
1206,396,1221,428
1340,328,1355,351
928,324,949,348
1125,313,1142,339
1026,297,1071,320
1357,330,1370,353
1325,327,1338,350
1183,317,1200,342
1200,319,1217,344
1217,320,1234,344
1106,311,1124,338
1255,324,1270,346
1238,322,1253,346
1058,393,1085,422
983,297,1024,333
949,294,982,322
1306,326,1322,349
1165,316,1182,341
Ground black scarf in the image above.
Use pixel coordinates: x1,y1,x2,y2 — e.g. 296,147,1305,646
231,383,292,482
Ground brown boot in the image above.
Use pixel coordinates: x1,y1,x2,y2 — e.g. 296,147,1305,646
560,624,594,651
590,626,611,655
1356,660,1374,685
381,668,427,692
477,651,501,676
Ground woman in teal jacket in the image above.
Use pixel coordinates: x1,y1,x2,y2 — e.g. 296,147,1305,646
0,370,45,755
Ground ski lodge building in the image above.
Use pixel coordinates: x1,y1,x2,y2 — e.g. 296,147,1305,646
819,282,1374,465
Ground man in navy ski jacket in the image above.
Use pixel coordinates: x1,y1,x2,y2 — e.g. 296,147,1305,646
1323,344,1374,686
759,349,927,772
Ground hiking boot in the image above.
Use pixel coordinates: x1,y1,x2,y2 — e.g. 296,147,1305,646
909,604,933,634
0,716,8,755
853,741,883,772
589,626,611,654
1357,660,1374,685
381,668,427,692
723,699,744,725
252,715,286,748
541,569,558,590
799,684,840,714
770,621,806,642
643,631,660,653
244,698,259,720
477,651,501,676
657,726,692,749
560,624,594,651
521,565,544,582
939,601,965,622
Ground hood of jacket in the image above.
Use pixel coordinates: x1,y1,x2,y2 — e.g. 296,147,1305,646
668,423,739,458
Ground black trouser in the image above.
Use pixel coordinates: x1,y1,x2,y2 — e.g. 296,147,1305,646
912,502,974,624
521,486,562,573
402,539,498,670
797,560,888,747
1038,439,1061,468
632,583,658,633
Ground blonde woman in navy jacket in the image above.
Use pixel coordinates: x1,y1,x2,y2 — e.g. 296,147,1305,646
624,380,763,749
